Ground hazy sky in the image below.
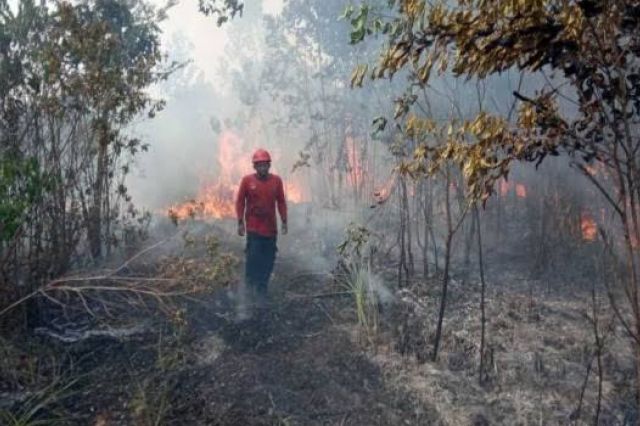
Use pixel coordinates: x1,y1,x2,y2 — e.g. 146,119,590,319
7,0,283,83
157,0,283,83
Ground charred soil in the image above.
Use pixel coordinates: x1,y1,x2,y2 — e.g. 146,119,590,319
1,224,437,425
1,223,636,425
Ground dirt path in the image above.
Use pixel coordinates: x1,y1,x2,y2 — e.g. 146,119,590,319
172,255,438,425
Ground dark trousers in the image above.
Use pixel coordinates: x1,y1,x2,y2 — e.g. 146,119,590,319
245,232,277,303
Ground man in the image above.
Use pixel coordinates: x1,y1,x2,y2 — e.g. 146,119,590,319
235,148,287,310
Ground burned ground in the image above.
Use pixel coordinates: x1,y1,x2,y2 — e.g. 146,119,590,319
171,265,437,425
1,220,636,425
1,223,438,425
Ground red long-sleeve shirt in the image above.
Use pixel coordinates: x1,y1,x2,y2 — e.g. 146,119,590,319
235,173,287,237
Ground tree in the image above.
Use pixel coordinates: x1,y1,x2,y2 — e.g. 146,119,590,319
198,0,243,26
48,0,168,258
0,0,173,326
352,0,640,413
258,0,403,208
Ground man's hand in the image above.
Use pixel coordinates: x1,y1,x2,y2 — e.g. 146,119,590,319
238,221,245,237
281,222,288,235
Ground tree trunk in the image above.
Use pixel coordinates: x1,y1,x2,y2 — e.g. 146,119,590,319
89,125,109,260
398,177,408,288
463,207,476,284
475,206,487,384
401,177,415,278
432,169,453,361
432,231,453,361
423,178,431,277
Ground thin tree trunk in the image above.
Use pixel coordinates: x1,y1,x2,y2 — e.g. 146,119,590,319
398,177,408,288
475,205,487,384
537,194,548,279
423,178,430,277
432,232,453,361
401,177,414,277
89,122,108,260
463,207,476,284
591,283,603,426
496,186,503,244
430,181,439,274
432,169,453,361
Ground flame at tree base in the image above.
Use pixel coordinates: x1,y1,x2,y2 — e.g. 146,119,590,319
581,212,597,242
167,178,308,222
168,182,238,221
165,129,309,222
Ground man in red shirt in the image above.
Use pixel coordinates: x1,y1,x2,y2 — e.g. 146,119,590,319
235,148,287,310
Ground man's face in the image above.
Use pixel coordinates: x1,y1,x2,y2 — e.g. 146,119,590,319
254,161,270,177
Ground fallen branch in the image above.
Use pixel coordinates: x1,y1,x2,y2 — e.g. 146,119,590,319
285,291,351,299
0,233,193,318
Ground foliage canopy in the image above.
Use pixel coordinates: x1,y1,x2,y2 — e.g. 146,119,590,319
352,0,640,204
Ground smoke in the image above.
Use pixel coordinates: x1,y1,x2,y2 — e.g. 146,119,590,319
366,268,394,305
124,0,612,295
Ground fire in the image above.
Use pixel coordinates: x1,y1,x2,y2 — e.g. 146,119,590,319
167,182,239,221
498,179,527,198
167,129,308,221
499,179,510,196
581,212,597,241
585,165,598,176
285,181,306,204
344,115,365,190
345,135,364,189
372,175,396,206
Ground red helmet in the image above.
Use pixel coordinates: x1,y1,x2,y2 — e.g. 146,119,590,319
252,149,271,163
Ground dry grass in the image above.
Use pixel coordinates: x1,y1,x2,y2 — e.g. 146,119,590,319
0,340,80,425
1,224,240,424
360,271,634,425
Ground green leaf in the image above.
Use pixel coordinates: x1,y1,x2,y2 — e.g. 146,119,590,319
349,5,369,45
338,4,355,21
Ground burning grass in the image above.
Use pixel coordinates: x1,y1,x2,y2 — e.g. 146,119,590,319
166,128,310,222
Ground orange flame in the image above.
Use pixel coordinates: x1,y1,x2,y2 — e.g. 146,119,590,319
372,175,396,206
285,181,306,204
499,179,510,196
581,212,597,241
585,165,598,176
499,180,527,198
346,135,363,189
167,129,308,221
